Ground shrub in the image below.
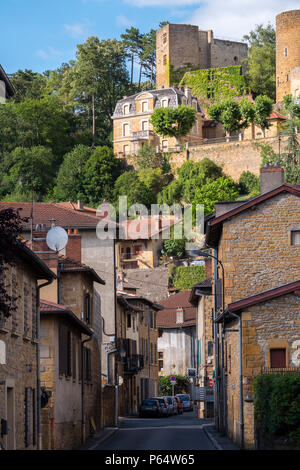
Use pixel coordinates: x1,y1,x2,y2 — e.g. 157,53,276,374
172,265,205,291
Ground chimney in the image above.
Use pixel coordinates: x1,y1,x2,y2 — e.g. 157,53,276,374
77,200,84,210
65,229,81,263
260,163,284,194
32,230,58,268
184,86,192,103
117,271,124,291
205,257,212,279
176,307,185,324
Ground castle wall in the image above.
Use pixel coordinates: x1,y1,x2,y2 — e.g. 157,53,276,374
276,9,300,102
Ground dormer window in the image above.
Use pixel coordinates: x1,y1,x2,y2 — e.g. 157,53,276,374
141,100,148,112
123,104,130,115
161,98,168,108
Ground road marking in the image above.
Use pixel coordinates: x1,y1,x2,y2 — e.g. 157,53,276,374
119,425,205,431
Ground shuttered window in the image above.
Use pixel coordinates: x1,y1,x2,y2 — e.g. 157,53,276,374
85,347,92,381
59,324,72,377
215,278,223,312
84,293,91,325
270,348,286,368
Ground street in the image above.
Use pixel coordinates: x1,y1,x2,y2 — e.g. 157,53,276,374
92,411,216,450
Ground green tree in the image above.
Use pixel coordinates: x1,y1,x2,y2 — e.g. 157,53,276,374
157,179,183,205
193,177,239,215
150,105,196,144
9,69,47,102
243,24,276,100
172,265,205,290
83,146,122,206
238,171,260,195
208,99,243,135
55,145,93,202
134,142,170,173
113,171,154,208
138,168,166,197
253,95,273,137
159,375,190,396
140,29,156,87
1,146,56,200
121,27,143,85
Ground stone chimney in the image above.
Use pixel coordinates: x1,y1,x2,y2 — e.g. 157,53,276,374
77,200,84,210
260,163,284,194
65,229,81,263
32,230,58,268
176,307,185,324
184,86,192,104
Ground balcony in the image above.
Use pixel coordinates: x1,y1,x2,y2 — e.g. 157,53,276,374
123,354,144,374
131,130,154,141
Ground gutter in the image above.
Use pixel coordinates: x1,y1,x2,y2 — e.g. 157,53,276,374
81,333,94,444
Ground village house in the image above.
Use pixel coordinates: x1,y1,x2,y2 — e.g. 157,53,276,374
204,165,300,448
116,291,162,416
0,240,55,450
157,290,197,378
28,227,105,449
112,86,204,158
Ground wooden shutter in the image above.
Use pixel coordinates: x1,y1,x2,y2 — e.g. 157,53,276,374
59,324,67,375
270,349,286,368
215,278,223,312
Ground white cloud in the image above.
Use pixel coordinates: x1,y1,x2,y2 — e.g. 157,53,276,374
186,0,300,41
36,47,63,61
64,20,93,38
116,14,133,28
124,0,201,6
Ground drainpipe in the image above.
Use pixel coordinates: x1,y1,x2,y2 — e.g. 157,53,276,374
81,333,94,444
212,249,221,431
37,278,54,450
230,312,244,449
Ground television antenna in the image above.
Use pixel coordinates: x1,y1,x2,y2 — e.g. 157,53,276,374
46,226,68,253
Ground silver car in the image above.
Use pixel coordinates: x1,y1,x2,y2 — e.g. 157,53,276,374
153,397,170,416
164,396,176,415
175,394,193,411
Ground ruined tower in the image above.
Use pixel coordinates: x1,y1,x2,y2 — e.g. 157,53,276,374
276,9,300,103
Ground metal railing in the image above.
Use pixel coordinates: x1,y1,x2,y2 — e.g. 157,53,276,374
260,367,300,375
123,354,144,373
131,130,154,140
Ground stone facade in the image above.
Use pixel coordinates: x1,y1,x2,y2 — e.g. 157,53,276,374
156,24,247,90
276,9,300,103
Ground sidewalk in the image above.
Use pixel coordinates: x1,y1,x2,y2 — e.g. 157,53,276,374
202,422,240,450
78,427,118,450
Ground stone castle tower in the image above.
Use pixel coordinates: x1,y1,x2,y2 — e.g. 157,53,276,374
156,23,248,90
276,9,300,103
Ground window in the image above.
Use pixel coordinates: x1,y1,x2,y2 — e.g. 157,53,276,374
133,315,135,332
154,345,157,365
291,231,300,245
161,98,168,108
270,348,286,368
208,341,213,357
153,312,156,329
84,347,92,381
84,293,91,325
163,55,167,66
123,144,130,155
141,101,148,112
287,74,289,82
23,281,29,337
123,104,130,115
141,120,148,131
127,313,131,328
150,343,153,364
163,33,167,44
59,324,72,377
284,47,288,56
150,311,153,329
123,123,130,137
158,351,163,370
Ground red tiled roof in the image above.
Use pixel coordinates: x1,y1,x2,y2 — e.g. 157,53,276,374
40,299,69,312
58,255,105,284
157,290,196,328
0,201,100,231
40,299,93,335
268,111,287,120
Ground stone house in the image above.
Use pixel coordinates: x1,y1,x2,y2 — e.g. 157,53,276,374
0,241,55,450
112,87,204,158
204,165,300,448
28,228,105,449
116,291,162,415
157,290,197,377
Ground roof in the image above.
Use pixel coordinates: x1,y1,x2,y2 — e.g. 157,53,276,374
0,64,15,98
58,255,105,285
40,299,93,335
206,183,300,247
117,290,163,311
119,217,178,240
189,277,212,305
0,202,101,231
157,290,197,328
216,280,300,323
14,240,56,281
268,111,287,120
113,87,203,118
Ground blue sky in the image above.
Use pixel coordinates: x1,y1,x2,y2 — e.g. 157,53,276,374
1,0,300,75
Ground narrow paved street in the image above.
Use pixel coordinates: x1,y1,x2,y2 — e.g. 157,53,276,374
93,411,216,450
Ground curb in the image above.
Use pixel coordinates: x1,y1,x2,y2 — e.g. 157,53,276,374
202,425,223,451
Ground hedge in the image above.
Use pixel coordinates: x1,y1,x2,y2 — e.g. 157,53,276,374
172,265,205,291
253,372,300,444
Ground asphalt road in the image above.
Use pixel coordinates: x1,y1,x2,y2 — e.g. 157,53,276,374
93,410,216,450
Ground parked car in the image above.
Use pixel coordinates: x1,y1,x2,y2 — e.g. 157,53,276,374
174,396,183,414
175,394,193,411
164,396,176,415
139,399,162,418
152,397,170,417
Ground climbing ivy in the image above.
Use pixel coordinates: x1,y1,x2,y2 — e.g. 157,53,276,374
180,66,248,110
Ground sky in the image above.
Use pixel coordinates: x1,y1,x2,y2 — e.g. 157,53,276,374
1,0,300,75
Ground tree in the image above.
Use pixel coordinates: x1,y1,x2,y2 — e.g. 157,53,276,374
157,179,183,205
0,209,28,319
193,177,239,215
1,146,56,200
9,69,47,102
134,142,170,173
159,375,190,396
113,171,154,208
243,24,276,100
83,146,122,206
55,145,93,202
140,29,156,87
137,168,166,197
150,105,196,144
238,171,260,195
121,27,143,85
253,95,273,137
208,99,243,135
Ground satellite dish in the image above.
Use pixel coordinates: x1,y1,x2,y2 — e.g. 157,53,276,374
46,226,68,252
